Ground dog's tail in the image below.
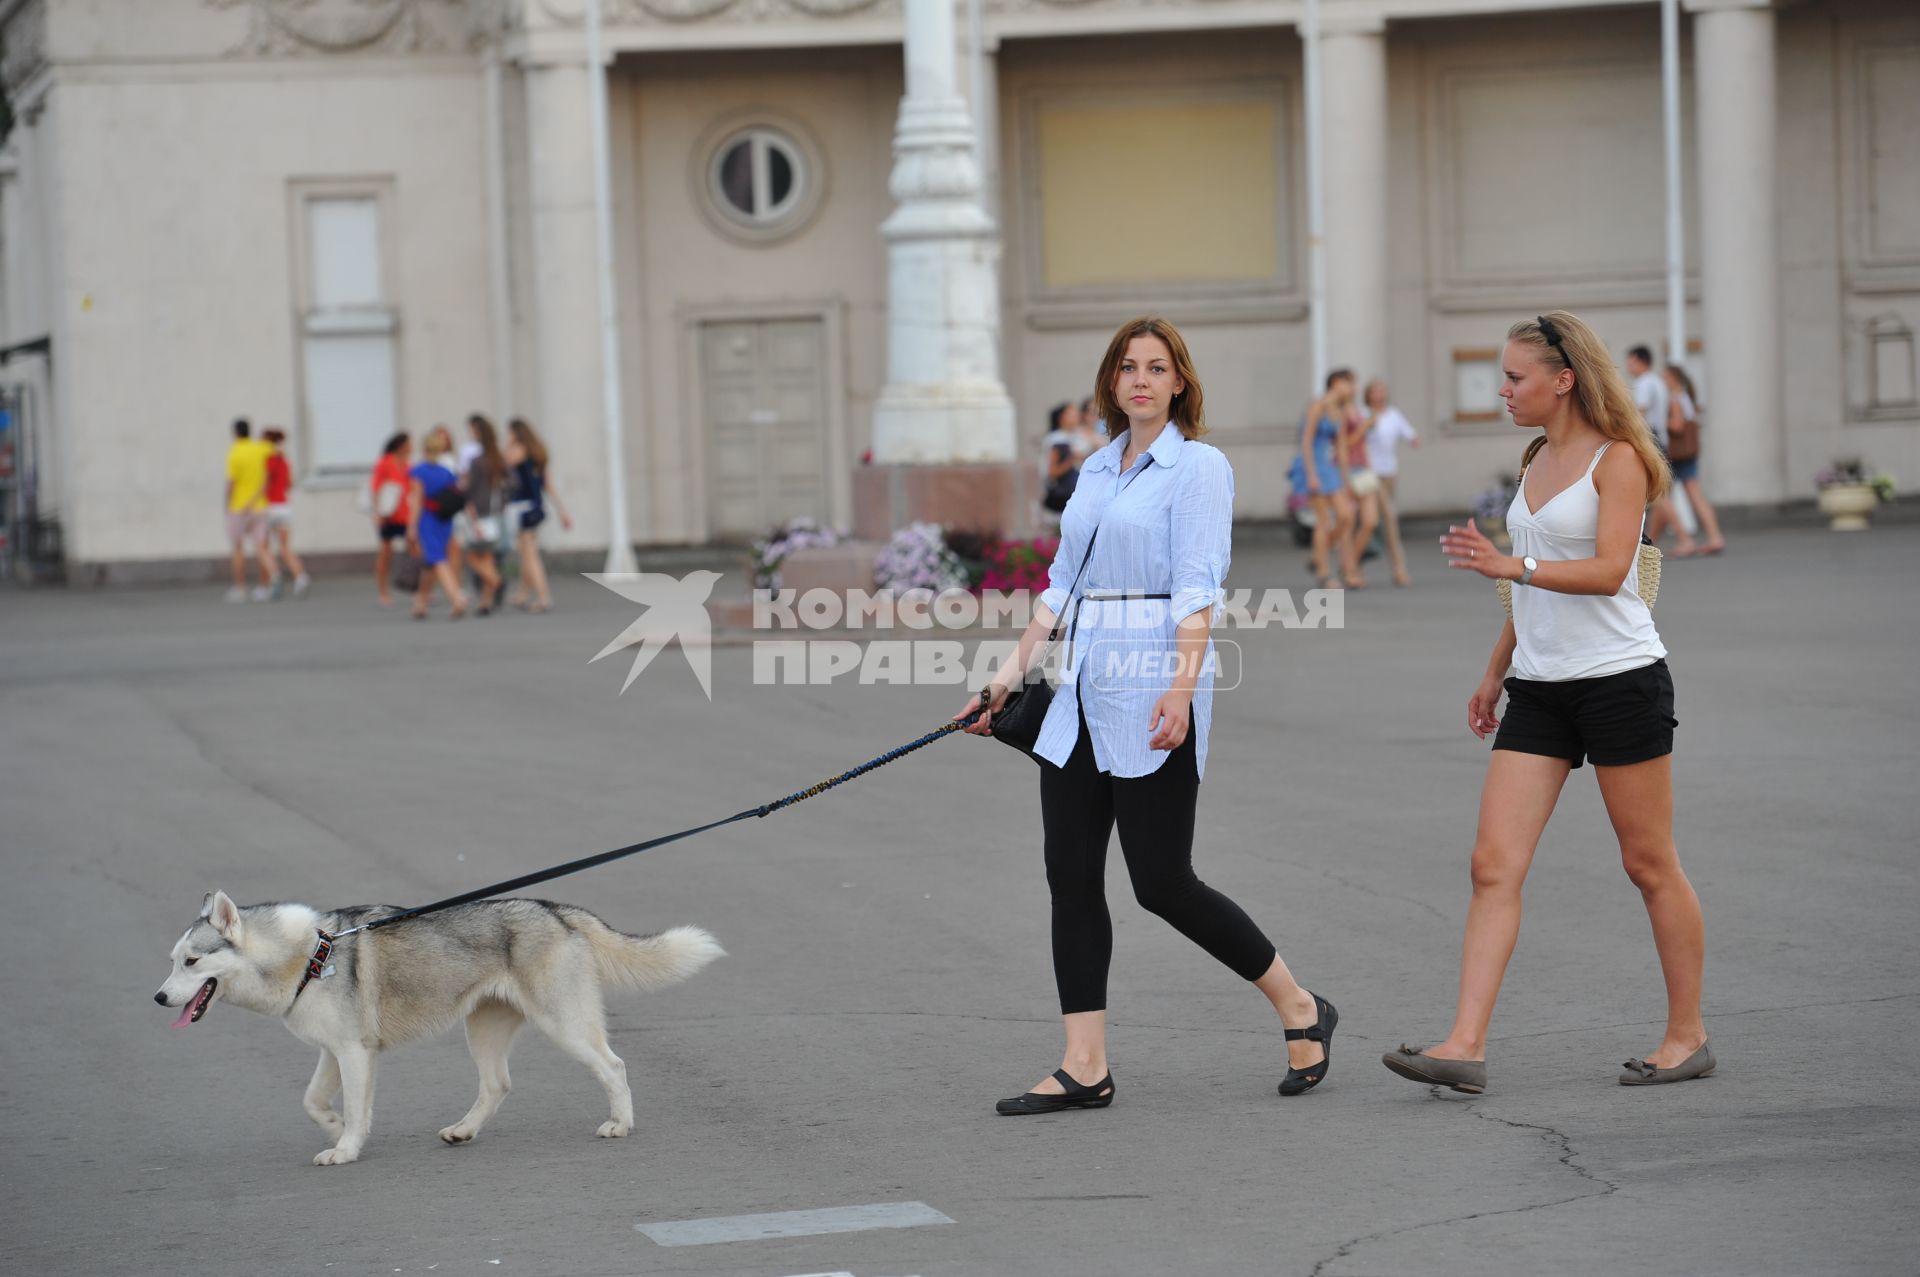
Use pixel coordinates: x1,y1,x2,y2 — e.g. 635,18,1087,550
582,919,725,993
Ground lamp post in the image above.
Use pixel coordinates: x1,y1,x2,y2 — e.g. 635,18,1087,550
585,0,636,574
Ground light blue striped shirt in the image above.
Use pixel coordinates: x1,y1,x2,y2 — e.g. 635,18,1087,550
1033,425,1234,780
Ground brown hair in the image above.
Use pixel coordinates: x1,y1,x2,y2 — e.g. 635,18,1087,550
468,413,508,482
1093,316,1206,440
1510,310,1670,499
261,428,286,445
508,417,549,471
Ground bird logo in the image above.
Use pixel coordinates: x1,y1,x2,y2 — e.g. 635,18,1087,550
585,570,723,698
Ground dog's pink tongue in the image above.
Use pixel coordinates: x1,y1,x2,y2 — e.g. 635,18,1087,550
170,1002,196,1029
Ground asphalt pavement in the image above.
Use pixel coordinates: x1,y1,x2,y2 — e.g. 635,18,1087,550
1,522,1915,1276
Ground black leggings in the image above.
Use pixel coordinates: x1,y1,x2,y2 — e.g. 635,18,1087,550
1038,712,1278,1014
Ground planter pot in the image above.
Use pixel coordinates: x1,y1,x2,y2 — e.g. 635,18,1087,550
1817,483,1878,531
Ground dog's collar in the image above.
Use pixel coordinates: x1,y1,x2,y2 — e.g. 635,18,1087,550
292,928,342,1003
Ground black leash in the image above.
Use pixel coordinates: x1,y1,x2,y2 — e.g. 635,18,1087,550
317,710,985,952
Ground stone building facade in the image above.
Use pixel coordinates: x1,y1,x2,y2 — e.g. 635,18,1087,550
0,0,1914,577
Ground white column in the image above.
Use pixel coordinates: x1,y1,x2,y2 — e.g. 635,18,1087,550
870,0,1015,464
524,61,608,548
1693,0,1783,502
1320,21,1390,380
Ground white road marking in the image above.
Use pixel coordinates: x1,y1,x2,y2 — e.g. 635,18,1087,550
635,1201,953,1247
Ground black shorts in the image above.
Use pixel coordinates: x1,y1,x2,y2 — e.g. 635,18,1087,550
378,519,407,543
1494,659,1676,769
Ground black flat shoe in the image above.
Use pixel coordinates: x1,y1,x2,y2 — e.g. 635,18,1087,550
995,1069,1115,1115
1278,992,1337,1096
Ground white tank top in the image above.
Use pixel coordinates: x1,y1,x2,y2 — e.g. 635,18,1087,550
1506,440,1666,682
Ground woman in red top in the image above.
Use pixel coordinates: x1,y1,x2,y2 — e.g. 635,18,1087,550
261,429,308,598
370,432,413,608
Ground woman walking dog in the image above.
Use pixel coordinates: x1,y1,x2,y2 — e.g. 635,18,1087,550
959,316,1336,1114
1383,311,1711,1095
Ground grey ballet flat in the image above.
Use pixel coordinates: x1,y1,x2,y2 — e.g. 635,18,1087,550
1619,1040,1715,1086
1381,1044,1487,1094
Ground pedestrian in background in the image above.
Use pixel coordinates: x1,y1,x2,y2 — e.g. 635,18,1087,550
462,414,508,615
1627,344,1689,550
1363,379,1418,587
1290,369,1358,589
260,428,308,599
407,425,470,621
1041,401,1083,517
1385,311,1710,1096
223,418,275,603
962,315,1338,1116
505,418,571,614
1340,402,1381,589
1651,364,1725,557
369,432,413,608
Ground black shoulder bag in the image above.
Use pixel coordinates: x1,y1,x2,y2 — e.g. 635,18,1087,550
981,525,1100,758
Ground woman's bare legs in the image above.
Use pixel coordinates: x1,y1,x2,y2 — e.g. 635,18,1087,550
1424,750,1572,1062
1308,493,1348,585
1595,756,1707,1066
1347,491,1380,587
1254,954,1329,1071
1685,478,1726,553
1023,1011,1112,1096
1379,475,1411,586
434,562,471,618
374,538,395,606
518,529,553,610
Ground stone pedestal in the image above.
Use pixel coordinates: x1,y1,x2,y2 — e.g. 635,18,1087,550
853,462,1038,542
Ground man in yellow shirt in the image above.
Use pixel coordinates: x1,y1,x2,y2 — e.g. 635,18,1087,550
225,418,276,601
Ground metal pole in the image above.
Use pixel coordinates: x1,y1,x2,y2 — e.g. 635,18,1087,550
482,51,517,424
585,0,636,574
1662,0,1686,369
1303,0,1328,391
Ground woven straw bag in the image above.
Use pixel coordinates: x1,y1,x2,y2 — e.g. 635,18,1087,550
1498,541,1662,617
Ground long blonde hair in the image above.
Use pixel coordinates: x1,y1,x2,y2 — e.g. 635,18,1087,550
1510,310,1670,500
1093,316,1207,440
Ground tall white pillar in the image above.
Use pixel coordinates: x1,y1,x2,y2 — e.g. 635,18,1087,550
1694,0,1783,503
524,61,611,549
870,0,1014,464
1320,21,1390,380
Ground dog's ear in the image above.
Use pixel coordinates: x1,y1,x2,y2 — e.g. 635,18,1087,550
207,891,244,940
199,892,215,919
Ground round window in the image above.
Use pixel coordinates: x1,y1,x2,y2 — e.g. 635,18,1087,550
709,128,807,229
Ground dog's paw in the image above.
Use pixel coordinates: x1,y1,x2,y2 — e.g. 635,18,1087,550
595,1120,631,1139
312,1145,361,1166
438,1124,478,1145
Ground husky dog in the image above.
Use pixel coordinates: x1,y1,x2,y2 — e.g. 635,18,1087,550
155,890,723,1165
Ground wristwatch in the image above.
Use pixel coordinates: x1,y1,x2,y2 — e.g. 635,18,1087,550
1519,555,1539,586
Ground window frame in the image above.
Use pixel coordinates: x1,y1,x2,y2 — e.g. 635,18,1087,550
287,178,402,482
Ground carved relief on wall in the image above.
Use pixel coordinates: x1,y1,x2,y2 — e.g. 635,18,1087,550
204,0,472,56
537,0,889,25
1,0,48,95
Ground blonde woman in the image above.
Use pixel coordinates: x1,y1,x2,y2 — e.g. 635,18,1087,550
1384,311,1710,1094
960,316,1336,1114
505,418,572,613
406,426,471,621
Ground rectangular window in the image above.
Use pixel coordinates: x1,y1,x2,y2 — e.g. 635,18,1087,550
293,186,399,475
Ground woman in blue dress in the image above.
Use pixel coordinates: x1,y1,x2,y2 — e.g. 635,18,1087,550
1289,369,1359,588
406,425,471,620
